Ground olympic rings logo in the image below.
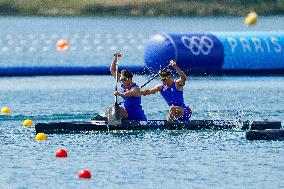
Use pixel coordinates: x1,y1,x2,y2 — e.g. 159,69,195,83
181,35,214,55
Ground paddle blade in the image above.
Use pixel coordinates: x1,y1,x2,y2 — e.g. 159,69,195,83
105,104,122,125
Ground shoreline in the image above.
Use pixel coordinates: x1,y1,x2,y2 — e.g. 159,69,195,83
0,1,283,17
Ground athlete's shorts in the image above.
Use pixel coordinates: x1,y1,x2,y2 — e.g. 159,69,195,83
178,106,192,122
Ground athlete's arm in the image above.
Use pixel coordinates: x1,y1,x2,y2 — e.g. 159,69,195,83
114,86,141,97
170,60,186,87
141,84,162,96
110,52,121,79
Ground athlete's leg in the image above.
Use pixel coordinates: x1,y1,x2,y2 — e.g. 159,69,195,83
167,106,184,121
104,105,128,120
120,106,128,119
178,107,192,121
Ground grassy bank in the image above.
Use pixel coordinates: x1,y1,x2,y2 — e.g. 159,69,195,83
0,0,284,16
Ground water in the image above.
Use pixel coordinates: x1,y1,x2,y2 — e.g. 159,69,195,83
0,16,284,188
0,16,283,67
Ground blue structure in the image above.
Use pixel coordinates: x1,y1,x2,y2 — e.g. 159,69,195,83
144,32,284,75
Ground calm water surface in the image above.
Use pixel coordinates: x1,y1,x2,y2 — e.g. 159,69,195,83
0,16,284,188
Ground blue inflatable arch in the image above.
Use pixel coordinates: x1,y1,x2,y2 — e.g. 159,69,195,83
144,32,284,75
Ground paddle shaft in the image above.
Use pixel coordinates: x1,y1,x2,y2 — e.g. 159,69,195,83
115,64,118,104
140,65,171,89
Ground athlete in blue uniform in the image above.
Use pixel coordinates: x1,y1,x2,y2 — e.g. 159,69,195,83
141,60,192,121
110,52,147,121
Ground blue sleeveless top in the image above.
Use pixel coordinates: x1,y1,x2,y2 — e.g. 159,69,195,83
160,81,191,121
160,81,186,108
121,83,147,121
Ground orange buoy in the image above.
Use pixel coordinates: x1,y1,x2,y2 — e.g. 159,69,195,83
78,169,92,179
56,39,70,51
55,149,68,158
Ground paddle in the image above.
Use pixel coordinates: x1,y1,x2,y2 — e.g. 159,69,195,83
105,56,122,125
140,64,171,89
115,64,119,104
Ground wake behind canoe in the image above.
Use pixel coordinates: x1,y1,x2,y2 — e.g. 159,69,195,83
35,119,281,134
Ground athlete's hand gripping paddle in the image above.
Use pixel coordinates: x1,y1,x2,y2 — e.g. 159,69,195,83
140,64,171,89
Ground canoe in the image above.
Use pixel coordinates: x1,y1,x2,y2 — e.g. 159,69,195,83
246,129,284,141
35,119,281,134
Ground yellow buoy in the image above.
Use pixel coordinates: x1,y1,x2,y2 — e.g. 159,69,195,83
1,106,11,114
22,119,33,127
245,11,258,26
35,133,47,141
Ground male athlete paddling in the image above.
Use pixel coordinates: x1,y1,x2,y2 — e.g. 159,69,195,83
110,52,147,121
141,60,192,121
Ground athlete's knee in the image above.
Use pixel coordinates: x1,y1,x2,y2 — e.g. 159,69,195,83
169,106,179,112
120,107,128,118
169,106,183,116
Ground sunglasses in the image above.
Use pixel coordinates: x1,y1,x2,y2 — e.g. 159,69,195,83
160,78,167,81
120,77,129,82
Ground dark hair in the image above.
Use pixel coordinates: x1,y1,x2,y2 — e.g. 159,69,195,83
121,70,133,78
159,69,172,77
